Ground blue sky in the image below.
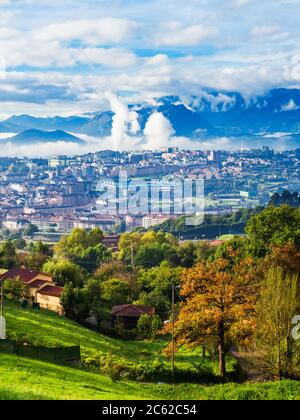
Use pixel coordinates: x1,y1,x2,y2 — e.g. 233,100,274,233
0,0,300,116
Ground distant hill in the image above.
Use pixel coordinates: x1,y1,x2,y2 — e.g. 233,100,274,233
0,121,24,133
6,129,86,145
2,88,300,149
153,207,263,240
5,115,90,132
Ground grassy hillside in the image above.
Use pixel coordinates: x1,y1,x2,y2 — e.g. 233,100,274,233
0,353,156,400
1,353,300,400
4,301,205,370
3,301,300,400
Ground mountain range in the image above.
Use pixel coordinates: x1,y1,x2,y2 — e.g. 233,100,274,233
1,88,300,148
6,129,85,145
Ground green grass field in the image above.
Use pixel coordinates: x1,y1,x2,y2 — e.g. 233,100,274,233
2,301,300,400
217,234,236,240
1,353,300,400
4,301,209,371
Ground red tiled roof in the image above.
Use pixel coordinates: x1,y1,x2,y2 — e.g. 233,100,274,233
37,285,63,298
0,268,43,283
112,304,155,318
28,279,50,289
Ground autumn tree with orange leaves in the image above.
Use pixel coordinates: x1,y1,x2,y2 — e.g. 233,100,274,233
170,256,259,380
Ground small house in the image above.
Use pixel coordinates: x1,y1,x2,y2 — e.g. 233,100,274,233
36,285,64,316
111,304,155,329
0,268,63,315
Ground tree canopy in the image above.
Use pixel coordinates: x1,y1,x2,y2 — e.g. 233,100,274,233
246,205,300,257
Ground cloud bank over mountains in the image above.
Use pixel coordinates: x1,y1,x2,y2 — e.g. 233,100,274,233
0,1,299,155
0,0,300,118
1,88,300,156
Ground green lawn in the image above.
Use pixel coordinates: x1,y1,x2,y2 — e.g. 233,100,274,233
2,301,300,400
218,234,236,240
1,353,300,400
0,352,166,400
4,301,206,370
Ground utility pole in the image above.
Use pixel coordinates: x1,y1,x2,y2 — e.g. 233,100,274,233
0,279,3,317
171,282,175,378
130,238,134,268
0,278,5,340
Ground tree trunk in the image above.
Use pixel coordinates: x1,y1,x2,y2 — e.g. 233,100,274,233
278,339,282,381
218,322,227,381
202,344,206,359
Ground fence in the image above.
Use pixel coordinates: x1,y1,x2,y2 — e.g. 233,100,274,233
0,339,80,366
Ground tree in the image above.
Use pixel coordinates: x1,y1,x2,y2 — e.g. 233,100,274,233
214,237,249,263
269,190,300,208
13,238,27,250
23,224,39,237
4,277,27,301
94,261,138,297
42,259,85,287
61,283,90,323
170,258,258,380
255,247,300,379
165,241,200,268
86,279,103,324
0,240,17,269
246,205,300,257
137,262,182,316
137,314,162,340
101,278,131,307
18,241,53,271
54,228,110,272
94,260,133,282
118,232,143,266
78,243,111,272
134,243,168,269
118,231,177,267
137,314,152,339
151,315,163,339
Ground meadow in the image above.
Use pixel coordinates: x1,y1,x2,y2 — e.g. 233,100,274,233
1,301,300,400
1,353,300,400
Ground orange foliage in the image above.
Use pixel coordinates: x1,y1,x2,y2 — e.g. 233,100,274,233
167,257,259,351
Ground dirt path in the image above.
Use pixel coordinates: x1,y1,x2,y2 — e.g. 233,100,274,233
231,348,267,382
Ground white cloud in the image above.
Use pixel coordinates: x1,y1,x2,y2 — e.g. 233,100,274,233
280,99,299,111
251,25,289,42
252,26,279,36
233,0,250,5
156,23,217,47
144,112,175,149
0,0,299,117
32,18,137,45
105,92,140,150
73,48,137,68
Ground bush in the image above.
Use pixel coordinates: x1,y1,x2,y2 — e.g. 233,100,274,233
82,353,127,382
137,314,163,340
3,278,27,301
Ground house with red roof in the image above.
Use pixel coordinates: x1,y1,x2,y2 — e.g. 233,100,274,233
35,285,64,315
112,304,155,329
0,268,63,315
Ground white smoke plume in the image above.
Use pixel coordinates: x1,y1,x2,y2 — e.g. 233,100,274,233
105,92,140,150
144,111,175,150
